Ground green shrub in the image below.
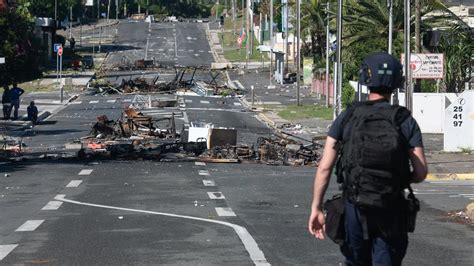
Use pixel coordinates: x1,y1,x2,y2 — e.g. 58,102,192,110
342,82,355,108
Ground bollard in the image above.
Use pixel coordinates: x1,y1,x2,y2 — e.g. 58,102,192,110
251,85,255,107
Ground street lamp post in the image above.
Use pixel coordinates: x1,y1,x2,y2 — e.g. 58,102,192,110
296,0,301,106
335,0,343,116
325,1,330,108
404,0,413,111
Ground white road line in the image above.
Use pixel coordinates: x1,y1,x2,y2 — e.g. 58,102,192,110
78,169,93,175
185,99,193,103
15,220,45,232
106,99,117,103
54,195,269,265
158,49,164,52
199,50,205,53
207,192,225,199
71,101,82,105
122,99,132,103
233,102,242,106
200,100,210,104
195,162,206,166
202,180,215,186
66,180,83,188
261,101,282,105
0,245,18,261
199,170,210,176
41,201,63,210
194,54,200,57
215,207,236,217
89,100,99,104
188,49,194,52
458,194,474,196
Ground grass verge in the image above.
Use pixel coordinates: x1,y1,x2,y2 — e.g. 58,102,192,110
277,104,333,121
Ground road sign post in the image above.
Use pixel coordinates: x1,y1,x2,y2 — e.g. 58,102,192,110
56,45,64,103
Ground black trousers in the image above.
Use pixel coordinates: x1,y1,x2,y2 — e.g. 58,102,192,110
341,201,408,266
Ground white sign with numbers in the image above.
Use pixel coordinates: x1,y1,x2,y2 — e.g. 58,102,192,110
444,90,474,152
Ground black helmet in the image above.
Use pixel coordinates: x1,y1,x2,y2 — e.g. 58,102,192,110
359,52,403,91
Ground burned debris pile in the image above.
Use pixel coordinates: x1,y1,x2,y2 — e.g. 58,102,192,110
198,137,322,166
79,110,323,165
87,66,244,97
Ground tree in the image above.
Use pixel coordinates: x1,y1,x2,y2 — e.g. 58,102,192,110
0,2,39,84
437,25,473,93
300,0,328,69
341,0,458,83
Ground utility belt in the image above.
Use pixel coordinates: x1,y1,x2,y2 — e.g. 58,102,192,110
324,188,419,245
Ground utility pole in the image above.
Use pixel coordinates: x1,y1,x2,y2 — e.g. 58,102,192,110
232,0,236,34
107,0,111,23
296,0,301,106
269,0,274,88
414,0,421,93
404,0,413,111
284,0,289,75
55,0,57,21
325,1,330,108
246,0,250,68
335,0,343,116
98,0,100,19
388,0,393,54
69,6,73,39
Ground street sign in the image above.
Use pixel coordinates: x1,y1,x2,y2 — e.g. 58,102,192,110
444,90,474,151
54,43,62,52
401,53,444,79
58,46,63,56
0,57,5,64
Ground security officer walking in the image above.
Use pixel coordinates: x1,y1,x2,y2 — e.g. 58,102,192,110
308,52,428,265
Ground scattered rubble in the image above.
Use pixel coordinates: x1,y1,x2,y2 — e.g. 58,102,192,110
0,136,26,158
87,66,243,97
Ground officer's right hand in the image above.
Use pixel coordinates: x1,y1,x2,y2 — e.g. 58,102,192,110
308,209,326,240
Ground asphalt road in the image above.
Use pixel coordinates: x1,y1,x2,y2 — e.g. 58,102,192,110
1,19,473,265
1,159,473,265
105,20,214,68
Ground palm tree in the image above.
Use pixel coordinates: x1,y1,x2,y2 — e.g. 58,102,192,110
300,0,329,69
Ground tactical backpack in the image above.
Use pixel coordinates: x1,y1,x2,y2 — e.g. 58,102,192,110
336,101,412,210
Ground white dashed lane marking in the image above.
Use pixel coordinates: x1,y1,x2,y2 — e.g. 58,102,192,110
185,99,193,103
122,99,132,103
195,162,206,166
15,220,44,232
233,102,242,106
106,99,117,103
70,101,82,105
198,170,210,176
78,169,93,175
66,180,83,188
41,201,63,210
207,192,225,199
200,100,210,104
215,207,236,217
0,245,18,261
202,180,215,186
89,100,99,104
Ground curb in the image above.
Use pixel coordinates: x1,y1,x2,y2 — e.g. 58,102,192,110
426,173,474,181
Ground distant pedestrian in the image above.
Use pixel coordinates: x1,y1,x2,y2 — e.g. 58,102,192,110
9,82,24,120
27,101,38,124
2,85,12,120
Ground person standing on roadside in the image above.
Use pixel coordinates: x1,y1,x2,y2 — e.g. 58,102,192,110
2,85,12,120
308,52,428,265
9,82,24,120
